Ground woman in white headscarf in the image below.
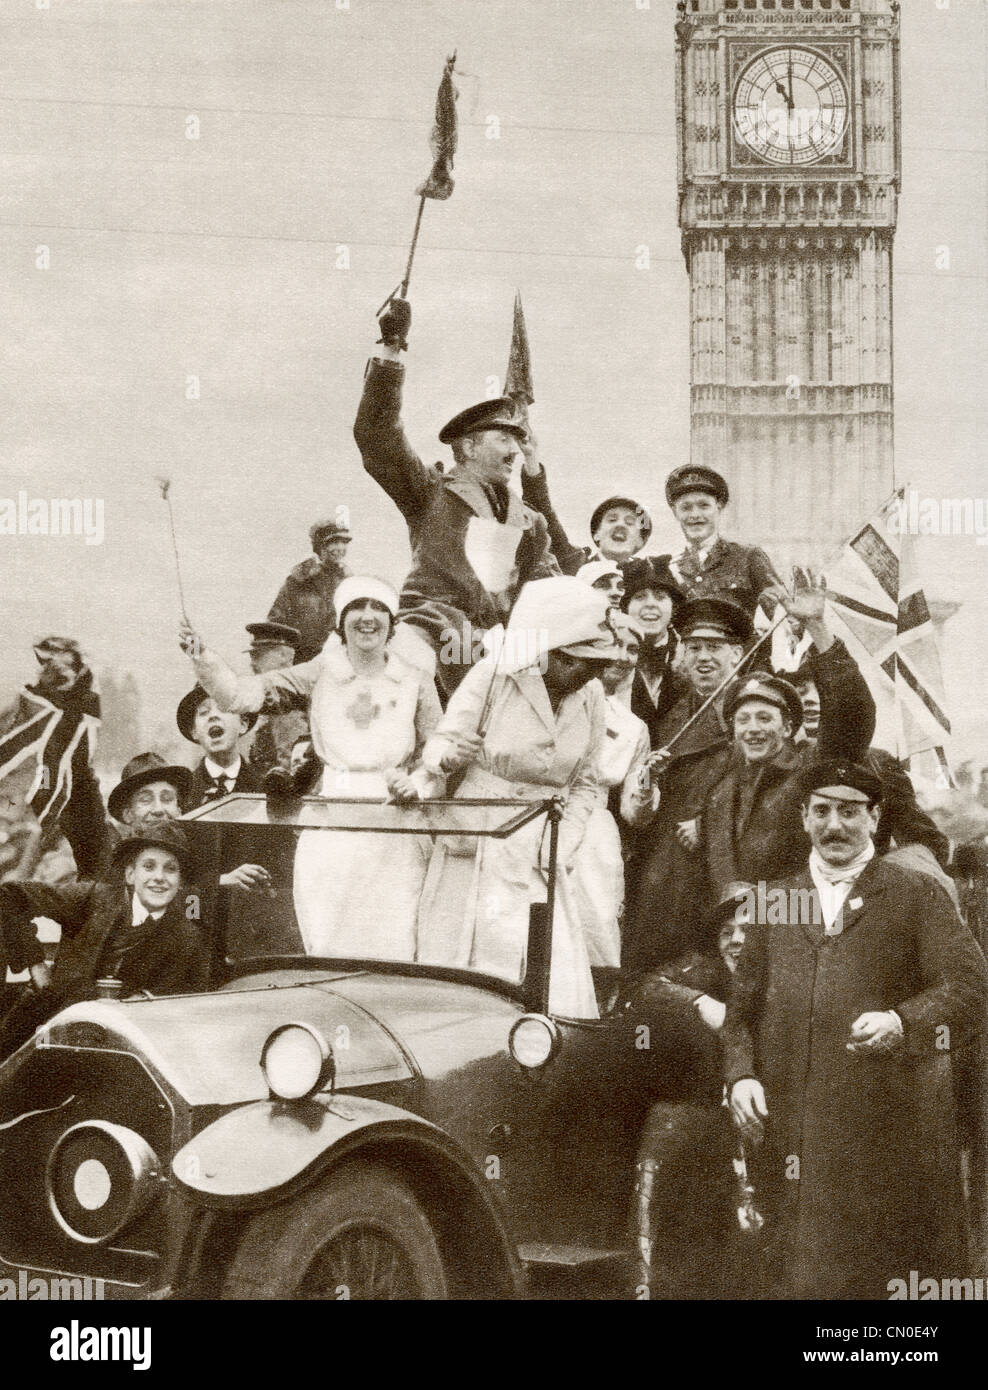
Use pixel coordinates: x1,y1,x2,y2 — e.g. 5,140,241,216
180,577,440,959
395,577,620,1019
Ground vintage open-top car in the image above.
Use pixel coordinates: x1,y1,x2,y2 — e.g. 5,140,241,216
0,794,733,1300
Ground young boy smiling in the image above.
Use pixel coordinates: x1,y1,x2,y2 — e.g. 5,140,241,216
0,822,208,1057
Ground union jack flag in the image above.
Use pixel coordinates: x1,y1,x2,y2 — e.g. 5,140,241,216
824,489,952,779
0,670,100,826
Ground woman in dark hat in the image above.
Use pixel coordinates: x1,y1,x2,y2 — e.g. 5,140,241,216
664,465,785,619
0,822,208,1058
620,556,690,742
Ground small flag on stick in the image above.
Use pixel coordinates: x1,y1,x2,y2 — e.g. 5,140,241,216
415,53,459,201
505,291,534,406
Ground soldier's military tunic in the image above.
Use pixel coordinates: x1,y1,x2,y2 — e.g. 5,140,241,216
669,538,781,621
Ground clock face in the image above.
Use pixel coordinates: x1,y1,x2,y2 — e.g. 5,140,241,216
733,47,849,166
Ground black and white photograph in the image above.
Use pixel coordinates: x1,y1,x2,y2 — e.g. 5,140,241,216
0,0,985,1347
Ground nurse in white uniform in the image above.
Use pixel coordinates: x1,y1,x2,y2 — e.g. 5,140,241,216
181,577,441,959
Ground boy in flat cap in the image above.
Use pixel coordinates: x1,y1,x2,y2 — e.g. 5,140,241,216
0,822,209,1059
354,296,558,698
665,465,785,619
267,517,352,662
701,570,875,899
725,759,987,1299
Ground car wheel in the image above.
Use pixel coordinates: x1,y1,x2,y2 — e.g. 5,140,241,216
222,1161,449,1300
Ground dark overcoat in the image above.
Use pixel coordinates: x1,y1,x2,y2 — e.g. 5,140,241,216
623,695,733,971
354,358,558,695
669,538,781,618
701,638,875,895
268,556,349,664
722,857,988,1298
0,880,210,1057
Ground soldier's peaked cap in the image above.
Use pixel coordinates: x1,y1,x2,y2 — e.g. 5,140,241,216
800,758,883,805
724,671,804,732
309,518,352,547
245,621,302,649
438,397,528,444
677,597,753,646
665,465,729,508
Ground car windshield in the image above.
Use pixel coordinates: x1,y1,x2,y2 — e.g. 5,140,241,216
183,794,554,994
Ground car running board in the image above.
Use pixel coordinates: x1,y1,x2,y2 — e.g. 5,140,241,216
518,1243,626,1270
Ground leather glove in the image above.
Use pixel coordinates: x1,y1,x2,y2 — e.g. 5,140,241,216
378,296,411,351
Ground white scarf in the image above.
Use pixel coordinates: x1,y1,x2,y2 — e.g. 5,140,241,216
809,842,875,931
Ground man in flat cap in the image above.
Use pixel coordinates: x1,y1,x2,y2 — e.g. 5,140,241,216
623,595,754,971
665,465,785,619
725,759,987,1299
267,517,352,663
354,296,558,698
701,570,875,900
242,622,310,779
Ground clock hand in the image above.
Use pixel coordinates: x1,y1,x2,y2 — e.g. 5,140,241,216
787,55,794,109
774,80,789,105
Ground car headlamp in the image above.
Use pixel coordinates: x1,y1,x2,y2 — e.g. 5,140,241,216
260,1022,335,1101
45,1121,161,1245
508,1014,560,1069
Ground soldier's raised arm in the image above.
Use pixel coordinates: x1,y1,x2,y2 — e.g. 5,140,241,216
353,297,435,522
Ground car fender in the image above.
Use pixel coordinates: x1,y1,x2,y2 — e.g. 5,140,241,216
173,1093,486,1212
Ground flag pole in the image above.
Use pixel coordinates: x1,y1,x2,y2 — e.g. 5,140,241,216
650,493,903,765
401,195,427,298
155,478,191,626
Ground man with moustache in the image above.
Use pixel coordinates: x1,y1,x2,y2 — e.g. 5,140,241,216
353,296,558,699
725,759,988,1300
700,573,876,899
790,656,951,883
622,596,753,971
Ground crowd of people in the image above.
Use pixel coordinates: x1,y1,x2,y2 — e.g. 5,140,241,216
0,290,985,1300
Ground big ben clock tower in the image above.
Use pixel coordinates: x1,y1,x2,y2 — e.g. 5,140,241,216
674,0,901,564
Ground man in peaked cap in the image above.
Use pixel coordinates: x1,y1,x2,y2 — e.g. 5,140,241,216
700,571,876,903
354,295,558,699
787,654,952,891
267,516,352,663
665,464,785,620
724,757,987,1299
622,595,755,972
243,622,310,779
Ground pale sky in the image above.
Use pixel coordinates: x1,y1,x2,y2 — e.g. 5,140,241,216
0,0,985,765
